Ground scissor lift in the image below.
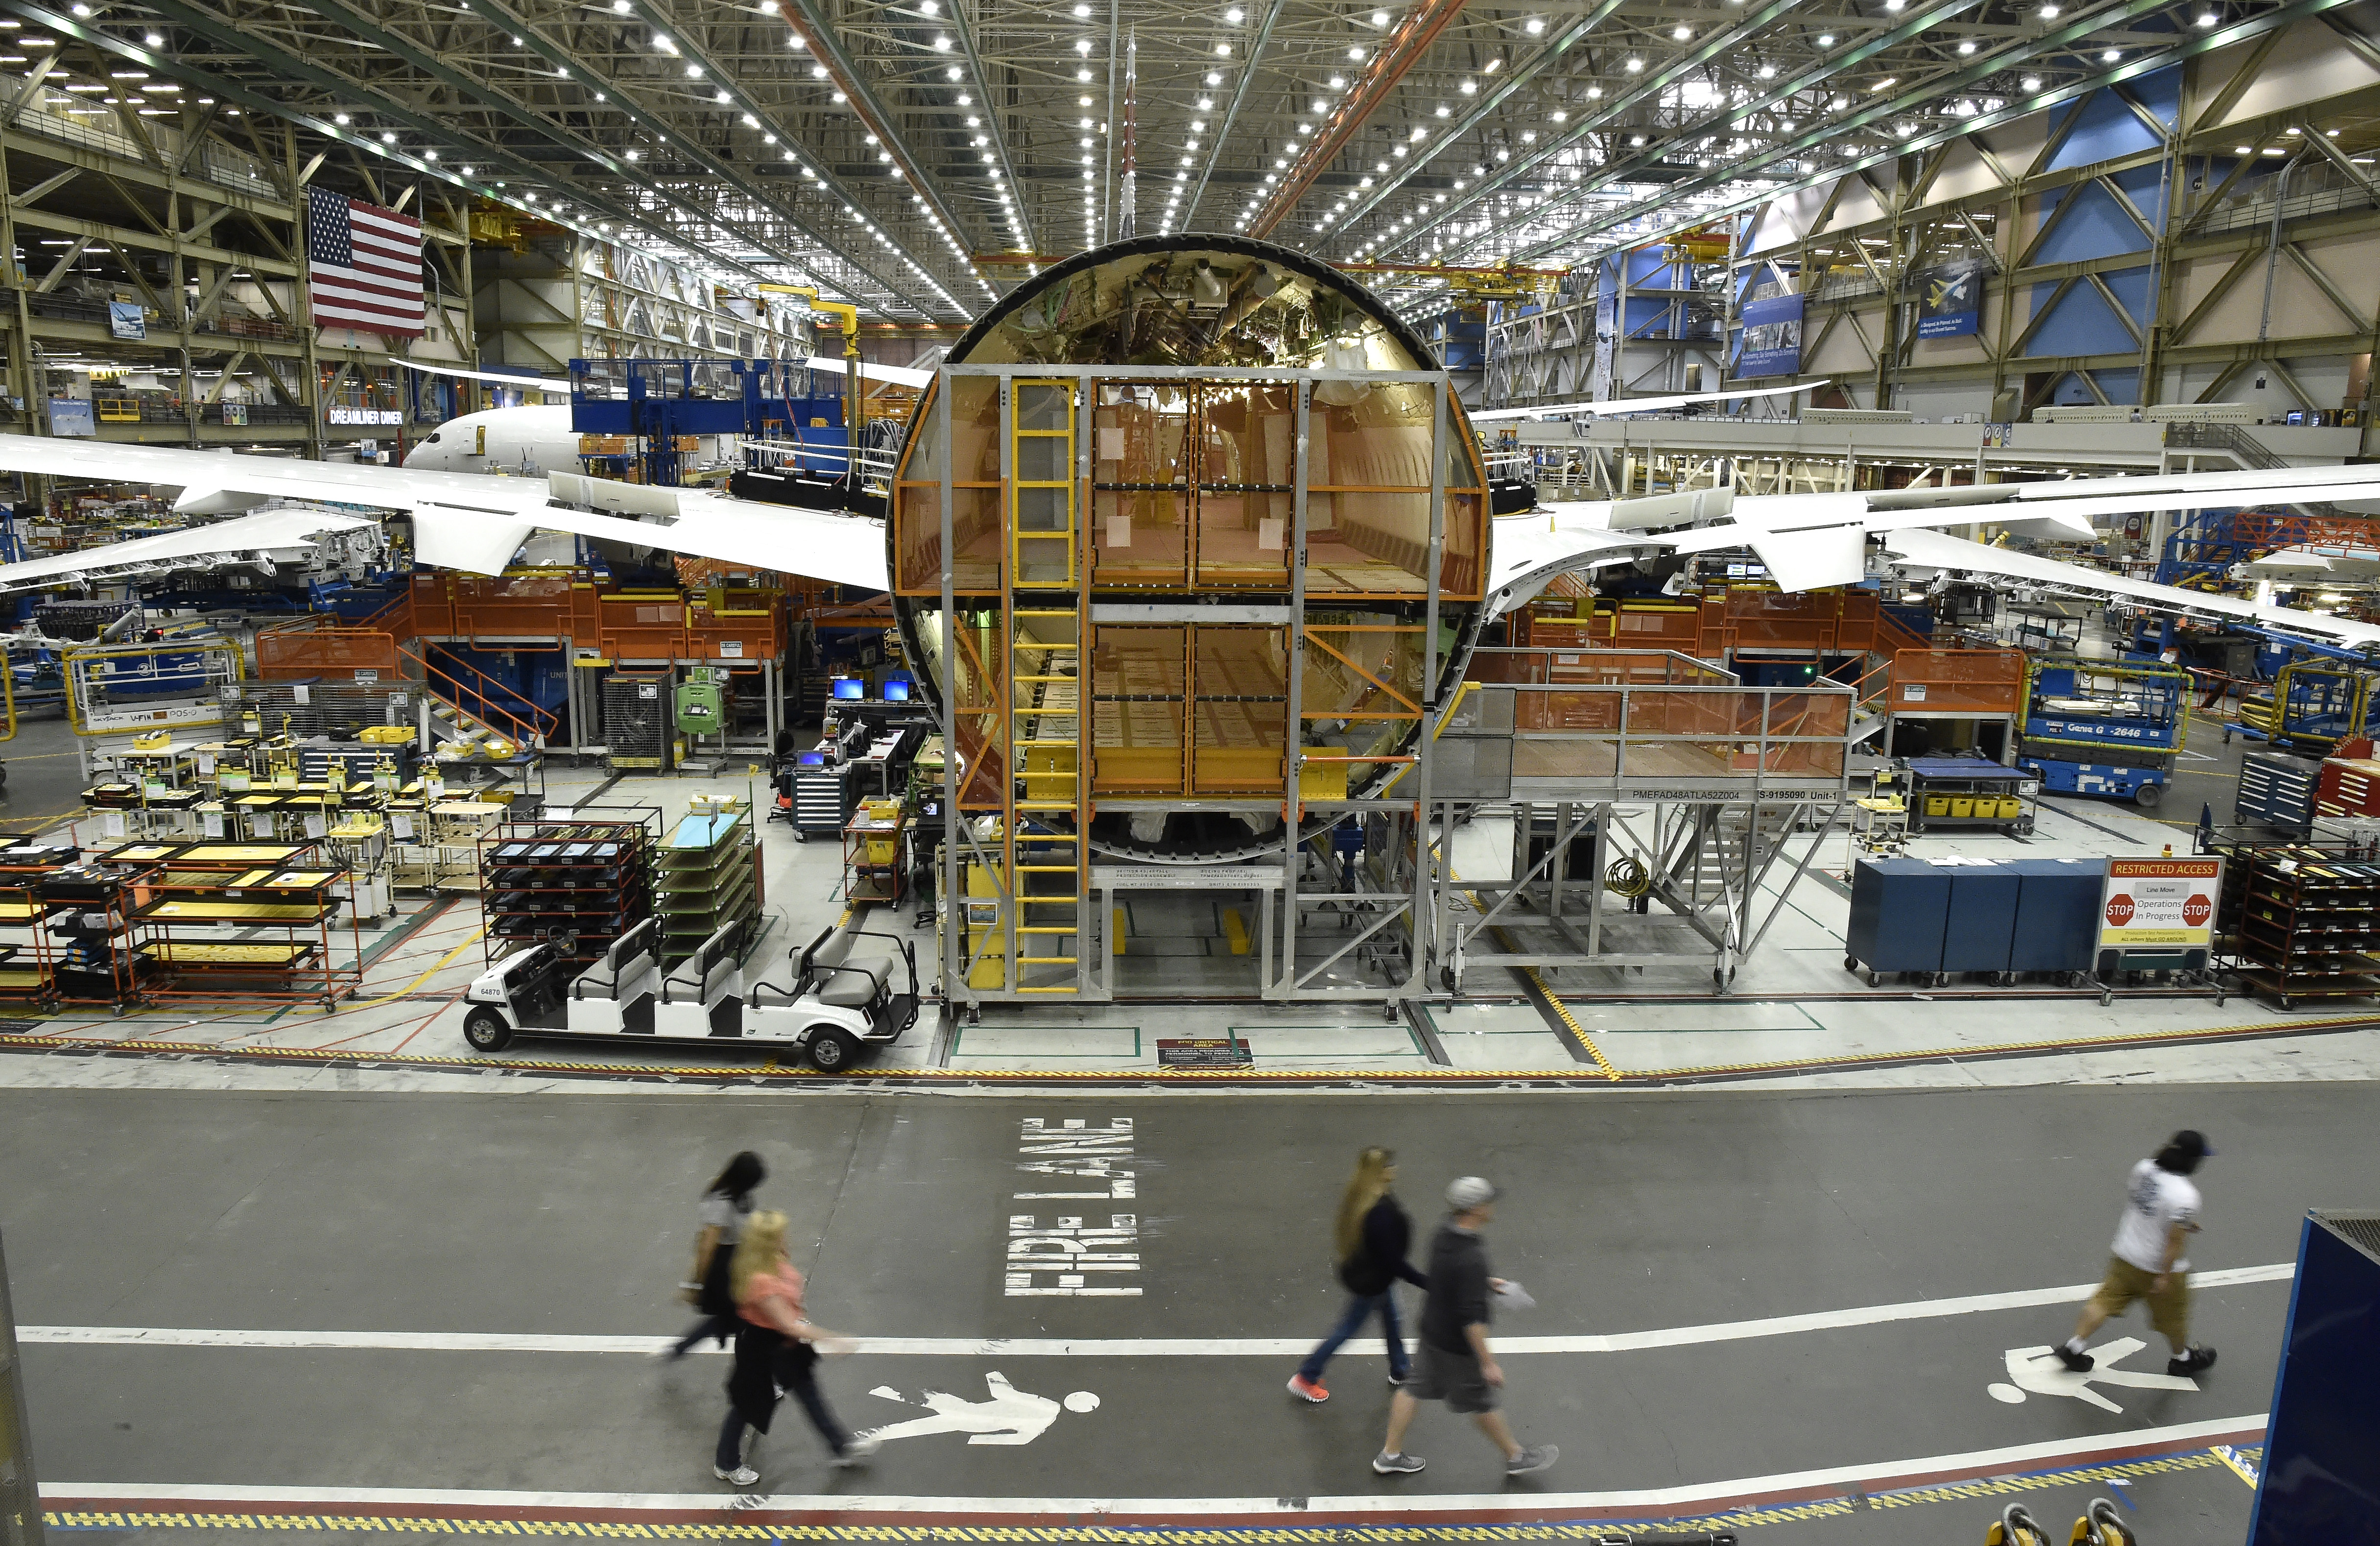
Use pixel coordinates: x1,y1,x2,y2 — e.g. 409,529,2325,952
2017,656,2188,810
2268,658,2380,758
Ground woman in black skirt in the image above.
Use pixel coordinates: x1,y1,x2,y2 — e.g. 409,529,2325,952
669,1151,764,1360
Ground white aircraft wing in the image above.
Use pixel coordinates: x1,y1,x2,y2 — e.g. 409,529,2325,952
1470,382,1822,423
394,356,935,390
1881,528,2380,649
410,488,888,592
0,433,889,593
0,507,379,594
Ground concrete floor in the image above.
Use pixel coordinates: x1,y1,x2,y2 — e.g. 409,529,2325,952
0,659,2354,1545
7,1082,2350,1541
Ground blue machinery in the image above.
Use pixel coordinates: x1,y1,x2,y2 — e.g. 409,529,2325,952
2017,655,2188,809
2264,658,2380,757
568,358,851,487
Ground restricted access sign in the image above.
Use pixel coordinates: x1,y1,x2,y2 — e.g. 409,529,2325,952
2097,857,2224,949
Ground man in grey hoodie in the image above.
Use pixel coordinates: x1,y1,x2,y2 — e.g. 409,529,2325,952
1372,1177,1556,1479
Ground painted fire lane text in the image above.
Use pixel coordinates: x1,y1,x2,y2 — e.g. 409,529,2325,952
1006,1117,1140,1298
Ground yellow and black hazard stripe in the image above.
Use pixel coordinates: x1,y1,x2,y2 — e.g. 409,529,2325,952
39,1446,2262,1540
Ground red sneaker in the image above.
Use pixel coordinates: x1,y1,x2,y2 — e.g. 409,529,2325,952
1286,1374,1329,1403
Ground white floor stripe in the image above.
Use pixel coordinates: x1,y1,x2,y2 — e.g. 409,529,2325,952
38,1413,2270,1518
22,1262,2292,1358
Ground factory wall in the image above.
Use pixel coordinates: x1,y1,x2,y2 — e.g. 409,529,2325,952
1489,14,2380,449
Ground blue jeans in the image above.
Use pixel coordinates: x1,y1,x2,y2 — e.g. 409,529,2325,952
1297,1289,1407,1382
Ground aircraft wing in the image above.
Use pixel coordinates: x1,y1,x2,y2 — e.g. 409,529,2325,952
410,488,888,592
0,507,379,594
1881,528,2380,649
0,433,558,520
394,355,934,390
1470,381,1820,423
0,433,889,593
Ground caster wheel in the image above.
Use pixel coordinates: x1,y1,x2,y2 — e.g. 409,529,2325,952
2215,994,2227,1007
1868,970,1882,988
1845,955,1859,972
2100,990,2114,1007
2279,995,2294,1009
1440,966,1457,994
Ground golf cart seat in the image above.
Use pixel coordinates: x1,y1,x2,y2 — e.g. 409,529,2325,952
574,919,658,1002
661,919,745,1005
803,927,895,1009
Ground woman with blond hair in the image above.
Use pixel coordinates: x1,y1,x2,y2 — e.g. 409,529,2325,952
1287,1146,1428,1403
711,1210,878,1487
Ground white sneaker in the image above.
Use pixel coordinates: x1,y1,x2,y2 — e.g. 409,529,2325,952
713,1464,760,1487
833,1436,881,1469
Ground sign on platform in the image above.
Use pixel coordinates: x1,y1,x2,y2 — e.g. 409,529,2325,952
2097,856,2222,949
1157,1038,1253,1069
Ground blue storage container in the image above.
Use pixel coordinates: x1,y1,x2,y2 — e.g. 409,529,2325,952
1943,868,2023,971
2007,858,2104,974
1845,858,1951,981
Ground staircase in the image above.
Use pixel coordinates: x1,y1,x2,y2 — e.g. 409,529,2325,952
252,603,560,757
1675,805,1798,905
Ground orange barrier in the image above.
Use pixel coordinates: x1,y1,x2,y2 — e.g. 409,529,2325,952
1885,647,2026,716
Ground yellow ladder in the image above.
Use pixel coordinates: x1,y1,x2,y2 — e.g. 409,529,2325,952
1005,380,1088,993
1010,379,1079,589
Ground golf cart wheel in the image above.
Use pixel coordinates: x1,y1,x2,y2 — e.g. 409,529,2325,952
2134,781,2163,810
463,1008,513,1052
806,1026,860,1071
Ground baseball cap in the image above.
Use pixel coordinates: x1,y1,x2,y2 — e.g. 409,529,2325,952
2170,1129,2217,1159
1446,1176,1499,1210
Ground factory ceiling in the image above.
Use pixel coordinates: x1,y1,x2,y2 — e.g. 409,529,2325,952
1,0,2365,324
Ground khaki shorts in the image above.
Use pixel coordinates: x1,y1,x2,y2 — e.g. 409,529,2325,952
2088,1255,2191,1345
1409,1338,1499,1414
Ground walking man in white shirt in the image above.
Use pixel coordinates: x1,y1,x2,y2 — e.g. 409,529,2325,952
2055,1129,2218,1378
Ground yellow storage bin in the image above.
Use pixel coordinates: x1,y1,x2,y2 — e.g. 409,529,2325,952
1924,795,1950,817
1950,797,1975,819
1998,796,2023,819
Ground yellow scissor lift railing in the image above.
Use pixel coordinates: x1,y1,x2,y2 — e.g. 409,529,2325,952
1005,380,1089,994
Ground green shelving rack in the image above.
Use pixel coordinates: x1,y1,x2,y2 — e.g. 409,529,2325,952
658,797,759,965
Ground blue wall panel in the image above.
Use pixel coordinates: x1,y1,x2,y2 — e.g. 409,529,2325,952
2045,86,2168,173
2024,279,2139,357
2101,264,2155,327
2033,183,2152,265
2129,65,2183,130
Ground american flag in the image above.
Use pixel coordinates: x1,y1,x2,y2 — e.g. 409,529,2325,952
306,188,424,336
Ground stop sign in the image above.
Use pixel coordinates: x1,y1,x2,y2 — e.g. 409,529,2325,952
2183,893,2213,928
2106,893,2137,927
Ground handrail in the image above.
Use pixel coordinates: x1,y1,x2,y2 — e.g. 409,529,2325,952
398,641,559,748
1849,655,1894,708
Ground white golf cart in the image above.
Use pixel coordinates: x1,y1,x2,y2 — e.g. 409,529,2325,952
460,918,919,1070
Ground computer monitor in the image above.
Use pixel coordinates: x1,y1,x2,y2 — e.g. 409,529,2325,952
797,751,828,766
883,676,911,703
831,677,865,701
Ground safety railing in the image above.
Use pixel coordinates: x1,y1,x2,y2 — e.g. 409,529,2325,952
1438,649,1852,800
1885,647,2026,716
402,641,558,749
253,604,558,749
